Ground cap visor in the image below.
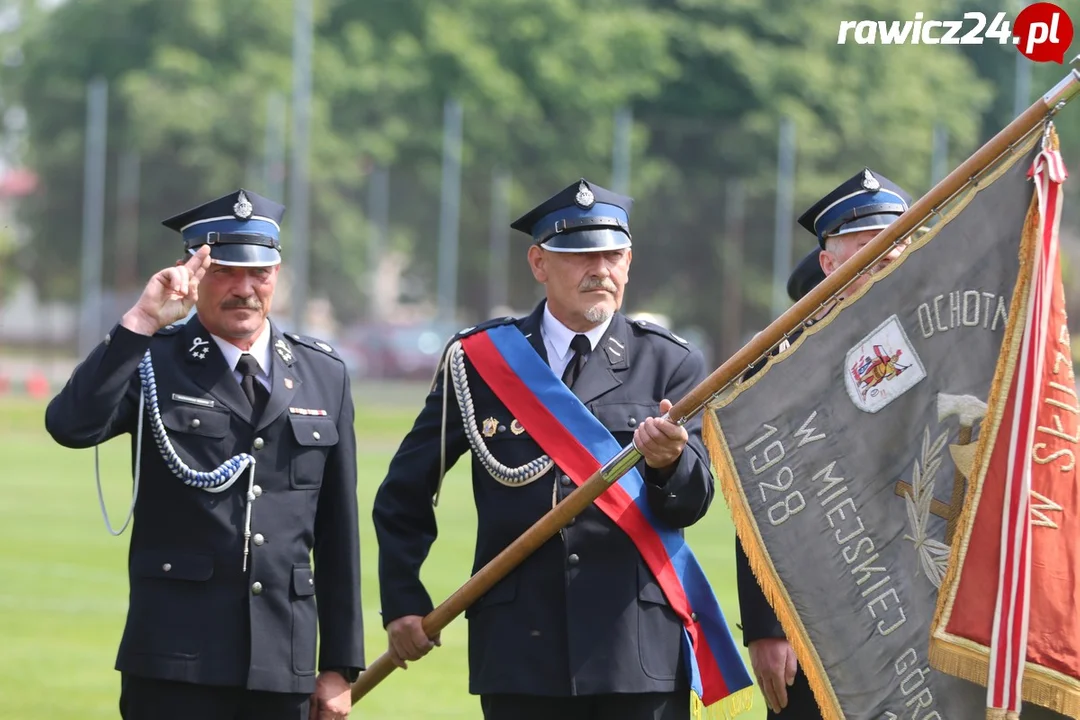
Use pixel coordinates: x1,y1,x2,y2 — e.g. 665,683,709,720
540,228,631,253
786,249,826,302
829,213,901,238
192,244,281,267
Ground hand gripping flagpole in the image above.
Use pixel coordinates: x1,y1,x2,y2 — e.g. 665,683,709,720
351,56,1080,705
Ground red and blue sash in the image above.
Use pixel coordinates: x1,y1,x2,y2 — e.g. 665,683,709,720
459,324,753,709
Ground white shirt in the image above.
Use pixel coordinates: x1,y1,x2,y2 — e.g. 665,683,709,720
541,303,612,380
210,320,273,393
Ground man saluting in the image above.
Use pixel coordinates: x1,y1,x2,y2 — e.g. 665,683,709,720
46,189,364,720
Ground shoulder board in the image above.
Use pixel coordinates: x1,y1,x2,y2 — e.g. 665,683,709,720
155,324,183,336
429,316,518,392
449,315,518,343
630,318,691,349
285,333,343,362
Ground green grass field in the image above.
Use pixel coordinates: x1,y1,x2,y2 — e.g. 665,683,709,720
0,388,764,719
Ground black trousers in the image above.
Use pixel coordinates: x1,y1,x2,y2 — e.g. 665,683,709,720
119,674,310,720
480,690,690,720
766,668,824,720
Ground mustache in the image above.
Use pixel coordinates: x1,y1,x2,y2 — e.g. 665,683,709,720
220,296,263,310
579,277,618,293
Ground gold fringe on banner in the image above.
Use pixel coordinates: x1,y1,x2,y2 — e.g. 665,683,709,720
702,416,843,720
701,123,1059,720
930,123,1080,719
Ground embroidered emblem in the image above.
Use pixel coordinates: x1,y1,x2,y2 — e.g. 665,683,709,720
289,407,327,416
283,377,294,390
233,190,253,219
482,417,498,437
315,341,333,353
275,338,294,364
575,180,595,209
510,419,526,436
862,168,881,192
188,337,210,360
844,315,926,413
171,393,215,408
894,393,988,587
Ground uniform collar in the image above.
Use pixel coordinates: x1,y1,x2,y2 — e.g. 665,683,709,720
209,319,272,377
541,302,612,364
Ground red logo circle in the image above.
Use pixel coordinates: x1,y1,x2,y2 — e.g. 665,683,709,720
1013,2,1074,63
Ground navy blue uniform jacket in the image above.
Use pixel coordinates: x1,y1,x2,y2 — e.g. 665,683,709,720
373,301,716,697
44,316,364,694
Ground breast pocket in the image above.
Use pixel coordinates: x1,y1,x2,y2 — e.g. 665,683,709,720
289,416,339,490
159,403,231,470
590,402,657,441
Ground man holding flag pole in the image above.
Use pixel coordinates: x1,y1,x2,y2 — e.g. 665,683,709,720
371,179,753,719
348,56,1080,720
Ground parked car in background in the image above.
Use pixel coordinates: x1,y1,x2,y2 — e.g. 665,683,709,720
337,319,460,380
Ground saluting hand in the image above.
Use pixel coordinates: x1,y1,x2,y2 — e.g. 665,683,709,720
633,399,688,470
121,245,212,336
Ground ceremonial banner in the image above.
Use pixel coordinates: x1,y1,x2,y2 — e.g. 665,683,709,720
931,134,1080,718
704,126,1076,719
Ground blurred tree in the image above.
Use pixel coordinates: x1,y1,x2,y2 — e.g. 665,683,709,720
628,0,996,355
3,0,677,326
4,0,1075,358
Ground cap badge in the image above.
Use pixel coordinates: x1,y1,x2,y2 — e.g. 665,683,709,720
233,190,253,220
861,169,881,192
574,181,595,209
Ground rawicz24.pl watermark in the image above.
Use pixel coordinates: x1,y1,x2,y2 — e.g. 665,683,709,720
837,2,1074,63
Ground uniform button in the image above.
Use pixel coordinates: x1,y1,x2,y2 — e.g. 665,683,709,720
253,533,265,546
162,563,172,572
252,485,263,498
568,554,580,566
567,516,576,526
559,475,571,487
104,333,111,346
308,578,314,586
251,582,263,595
313,431,321,441
253,437,265,450
628,417,637,427
190,418,201,429
690,612,698,622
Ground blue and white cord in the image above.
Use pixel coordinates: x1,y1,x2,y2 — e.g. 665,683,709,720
96,349,258,570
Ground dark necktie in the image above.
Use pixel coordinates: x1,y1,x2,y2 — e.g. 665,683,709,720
561,334,592,388
236,354,269,417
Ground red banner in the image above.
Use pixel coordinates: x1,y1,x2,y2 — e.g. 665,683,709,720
932,135,1080,718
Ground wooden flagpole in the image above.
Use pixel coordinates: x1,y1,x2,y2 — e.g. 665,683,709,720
352,56,1080,705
